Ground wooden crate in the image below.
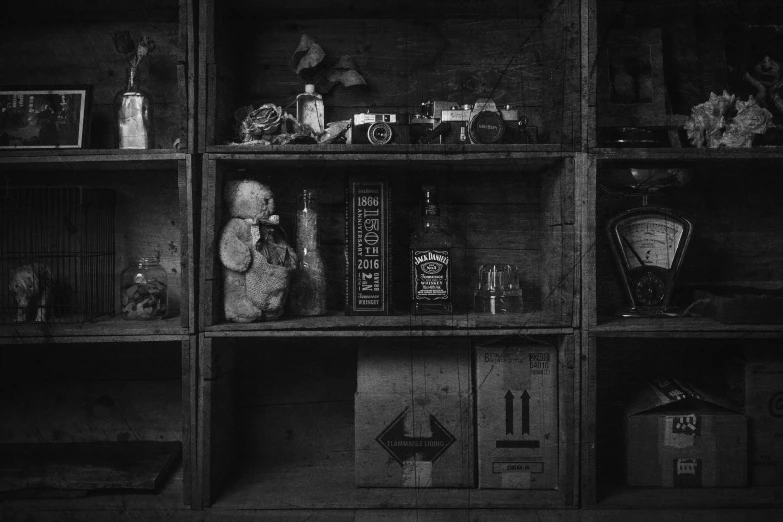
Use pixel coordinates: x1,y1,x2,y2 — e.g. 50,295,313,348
0,339,193,510
582,154,783,332
582,331,783,508
0,0,195,152
199,154,581,335
199,0,582,151
0,156,195,337
197,333,578,509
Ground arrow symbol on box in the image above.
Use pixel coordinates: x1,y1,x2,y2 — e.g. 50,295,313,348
505,390,514,435
375,409,455,466
521,390,530,435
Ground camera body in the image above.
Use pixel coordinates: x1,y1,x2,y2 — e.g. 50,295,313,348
415,98,536,145
351,113,411,145
441,99,521,145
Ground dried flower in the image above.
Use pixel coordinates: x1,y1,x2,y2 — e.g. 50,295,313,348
239,104,284,142
113,31,136,55
113,31,155,85
684,90,775,148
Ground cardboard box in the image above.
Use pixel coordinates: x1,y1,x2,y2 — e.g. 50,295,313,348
345,176,391,315
355,340,474,488
745,353,783,485
475,338,558,489
626,377,747,488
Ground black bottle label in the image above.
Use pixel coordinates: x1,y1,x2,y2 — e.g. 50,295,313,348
347,179,389,314
411,250,450,301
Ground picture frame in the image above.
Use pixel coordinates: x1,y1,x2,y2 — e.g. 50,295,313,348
0,87,91,149
598,28,666,127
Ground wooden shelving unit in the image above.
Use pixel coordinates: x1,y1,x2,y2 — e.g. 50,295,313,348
3,0,783,517
581,0,783,511
0,0,198,518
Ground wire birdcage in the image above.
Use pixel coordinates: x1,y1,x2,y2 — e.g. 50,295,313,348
0,187,115,324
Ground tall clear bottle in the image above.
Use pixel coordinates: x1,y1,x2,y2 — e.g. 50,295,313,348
410,185,453,315
289,189,327,316
115,66,153,149
295,84,325,134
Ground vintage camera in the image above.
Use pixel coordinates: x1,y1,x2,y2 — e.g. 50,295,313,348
440,99,524,144
350,112,411,145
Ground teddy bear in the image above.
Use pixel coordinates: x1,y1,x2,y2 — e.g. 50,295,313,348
219,179,297,322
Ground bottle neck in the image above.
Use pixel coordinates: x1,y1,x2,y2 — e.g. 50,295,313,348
127,67,139,91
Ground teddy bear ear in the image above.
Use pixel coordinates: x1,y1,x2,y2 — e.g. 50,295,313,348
224,180,242,207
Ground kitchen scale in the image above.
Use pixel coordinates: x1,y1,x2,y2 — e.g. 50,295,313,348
603,167,693,317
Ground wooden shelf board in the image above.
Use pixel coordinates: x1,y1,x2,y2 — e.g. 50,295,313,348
591,485,783,509
0,150,187,170
206,146,574,168
591,316,783,337
0,441,181,493
212,459,569,510
0,451,185,512
205,312,574,338
0,316,189,343
593,147,783,161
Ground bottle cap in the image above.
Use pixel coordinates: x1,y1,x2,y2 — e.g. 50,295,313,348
305,84,315,94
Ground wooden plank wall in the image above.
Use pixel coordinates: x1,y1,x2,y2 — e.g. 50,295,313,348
0,168,186,320
593,161,783,319
0,20,183,150
198,335,236,507
208,0,580,147
200,162,579,325
0,342,182,444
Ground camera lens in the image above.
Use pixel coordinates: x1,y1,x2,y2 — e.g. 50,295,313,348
367,122,393,145
469,111,505,144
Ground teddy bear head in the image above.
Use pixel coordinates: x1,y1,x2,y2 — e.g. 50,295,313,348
224,179,275,221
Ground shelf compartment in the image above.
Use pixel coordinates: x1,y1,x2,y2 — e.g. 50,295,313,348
0,0,192,151
201,157,579,332
197,335,578,509
200,0,581,151
590,0,783,150
582,334,783,508
583,157,783,331
0,340,192,507
1,161,195,334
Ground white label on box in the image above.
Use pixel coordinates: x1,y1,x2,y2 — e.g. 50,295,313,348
493,461,544,473
664,417,696,448
402,460,432,488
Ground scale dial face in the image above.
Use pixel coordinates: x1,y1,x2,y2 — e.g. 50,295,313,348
634,273,666,306
616,214,684,270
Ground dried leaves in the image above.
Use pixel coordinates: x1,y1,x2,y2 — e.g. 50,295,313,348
113,31,156,71
289,34,366,90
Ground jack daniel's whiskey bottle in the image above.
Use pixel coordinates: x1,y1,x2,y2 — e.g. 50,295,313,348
410,186,453,315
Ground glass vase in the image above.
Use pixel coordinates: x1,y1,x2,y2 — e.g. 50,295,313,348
120,255,168,320
115,68,153,149
289,189,327,316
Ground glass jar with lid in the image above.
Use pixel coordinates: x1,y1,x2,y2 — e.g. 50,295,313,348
120,255,168,320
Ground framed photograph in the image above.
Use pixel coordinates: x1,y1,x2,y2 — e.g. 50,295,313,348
0,87,91,149
598,28,666,127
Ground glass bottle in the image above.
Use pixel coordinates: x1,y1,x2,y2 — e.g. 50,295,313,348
289,189,327,316
410,185,453,315
115,67,153,149
295,84,324,134
120,255,168,320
